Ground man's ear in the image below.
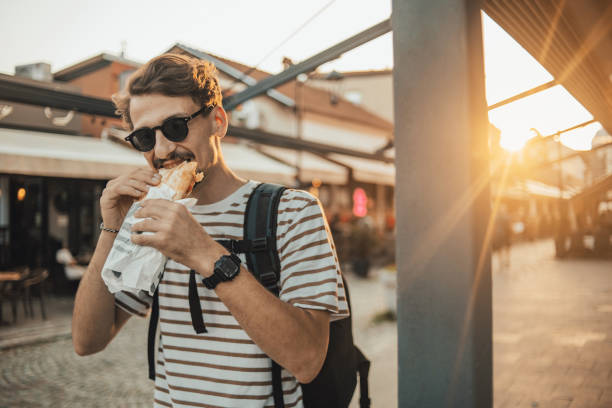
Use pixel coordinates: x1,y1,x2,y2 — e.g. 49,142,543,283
212,106,228,138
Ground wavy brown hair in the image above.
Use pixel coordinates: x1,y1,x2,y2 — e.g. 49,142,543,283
112,53,223,130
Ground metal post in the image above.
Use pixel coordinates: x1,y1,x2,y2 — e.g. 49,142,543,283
392,0,493,406
487,79,557,110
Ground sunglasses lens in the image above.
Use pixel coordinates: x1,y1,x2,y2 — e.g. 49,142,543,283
162,118,189,142
130,129,156,152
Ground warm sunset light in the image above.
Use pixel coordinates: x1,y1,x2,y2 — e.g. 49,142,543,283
482,13,599,152
499,133,529,152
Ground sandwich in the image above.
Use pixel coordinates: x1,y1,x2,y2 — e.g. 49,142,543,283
157,161,204,200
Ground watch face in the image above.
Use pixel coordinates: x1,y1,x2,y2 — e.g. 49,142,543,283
216,255,239,279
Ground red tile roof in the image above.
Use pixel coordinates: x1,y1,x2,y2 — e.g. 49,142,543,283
169,46,393,132
53,47,393,132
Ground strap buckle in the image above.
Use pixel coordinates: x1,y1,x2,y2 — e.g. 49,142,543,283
230,240,243,254
251,237,269,252
260,271,277,290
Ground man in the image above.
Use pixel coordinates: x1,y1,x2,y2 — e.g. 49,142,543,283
56,243,86,280
72,53,348,408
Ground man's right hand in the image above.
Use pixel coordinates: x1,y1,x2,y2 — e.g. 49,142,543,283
100,168,161,230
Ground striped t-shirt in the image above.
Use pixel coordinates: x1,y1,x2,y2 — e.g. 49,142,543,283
115,180,349,408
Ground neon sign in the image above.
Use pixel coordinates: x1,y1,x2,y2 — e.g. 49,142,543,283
352,188,368,217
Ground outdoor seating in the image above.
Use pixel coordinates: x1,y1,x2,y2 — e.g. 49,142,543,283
0,266,29,324
21,268,49,320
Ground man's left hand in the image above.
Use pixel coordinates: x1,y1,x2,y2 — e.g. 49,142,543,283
131,199,222,275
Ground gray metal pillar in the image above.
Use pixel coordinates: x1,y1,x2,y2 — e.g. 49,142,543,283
392,0,493,407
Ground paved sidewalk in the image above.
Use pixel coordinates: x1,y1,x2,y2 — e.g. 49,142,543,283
0,271,394,408
1,241,611,407
348,240,612,408
347,270,397,408
0,296,73,350
492,241,612,408
0,319,153,407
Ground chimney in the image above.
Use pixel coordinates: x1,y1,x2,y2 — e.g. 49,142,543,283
15,62,53,82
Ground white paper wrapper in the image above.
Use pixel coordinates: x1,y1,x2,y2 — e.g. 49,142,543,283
101,183,197,296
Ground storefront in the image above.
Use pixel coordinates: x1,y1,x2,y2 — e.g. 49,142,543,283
0,174,104,287
0,127,149,290
0,127,299,291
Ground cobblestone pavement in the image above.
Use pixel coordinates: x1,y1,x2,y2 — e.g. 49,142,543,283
0,317,153,407
1,241,611,407
0,273,393,408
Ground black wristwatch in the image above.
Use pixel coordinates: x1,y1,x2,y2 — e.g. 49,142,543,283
202,253,242,289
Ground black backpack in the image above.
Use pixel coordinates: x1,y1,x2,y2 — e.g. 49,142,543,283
148,183,371,408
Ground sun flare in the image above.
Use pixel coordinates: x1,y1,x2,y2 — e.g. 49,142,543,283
499,134,528,152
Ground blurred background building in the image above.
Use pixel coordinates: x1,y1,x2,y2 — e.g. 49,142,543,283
0,46,397,292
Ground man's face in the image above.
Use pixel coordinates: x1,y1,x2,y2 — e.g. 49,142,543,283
129,93,218,172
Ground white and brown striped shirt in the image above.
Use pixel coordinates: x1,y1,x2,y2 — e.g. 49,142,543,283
115,181,349,408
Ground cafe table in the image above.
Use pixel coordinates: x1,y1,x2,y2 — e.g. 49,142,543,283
0,271,24,282
0,269,28,325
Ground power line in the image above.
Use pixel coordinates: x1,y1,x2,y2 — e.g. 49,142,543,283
224,0,336,95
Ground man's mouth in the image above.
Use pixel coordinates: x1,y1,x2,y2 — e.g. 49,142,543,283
161,157,194,169
155,157,193,169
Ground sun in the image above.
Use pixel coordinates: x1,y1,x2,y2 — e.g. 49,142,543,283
496,124,538,152
499,134,528,151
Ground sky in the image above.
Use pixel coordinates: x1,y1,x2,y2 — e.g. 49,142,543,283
0,0,601,151
481,13,598,151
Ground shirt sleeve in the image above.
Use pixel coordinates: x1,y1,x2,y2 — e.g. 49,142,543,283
114,290,152,318
276,189,349,321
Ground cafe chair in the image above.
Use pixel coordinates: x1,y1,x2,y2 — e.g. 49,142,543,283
22,268,49,320
0,266,29,324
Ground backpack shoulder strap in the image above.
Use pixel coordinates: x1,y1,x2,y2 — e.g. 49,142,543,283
244,183,286,408
147,287,159,381
243,183,286,295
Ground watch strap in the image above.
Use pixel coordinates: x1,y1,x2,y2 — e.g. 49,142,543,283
203,272,222,290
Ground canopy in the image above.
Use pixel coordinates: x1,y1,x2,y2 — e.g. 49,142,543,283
0,128,297,184
221,142,296,185
258,146,349,185
0,127,147,179
328,153,395,186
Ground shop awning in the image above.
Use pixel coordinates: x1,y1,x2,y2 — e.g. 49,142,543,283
258,146,349,185
328,153,395,186
0,128,297,184
259,146,396,186
501,180,577,200
221,142,297,185
0,127,147,179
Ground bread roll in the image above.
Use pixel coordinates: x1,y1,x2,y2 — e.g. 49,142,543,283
157,161,204,200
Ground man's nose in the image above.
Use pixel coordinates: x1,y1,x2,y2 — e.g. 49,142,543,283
153,129,176,159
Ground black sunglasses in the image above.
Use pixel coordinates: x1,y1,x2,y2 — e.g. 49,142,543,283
125,105,214,152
